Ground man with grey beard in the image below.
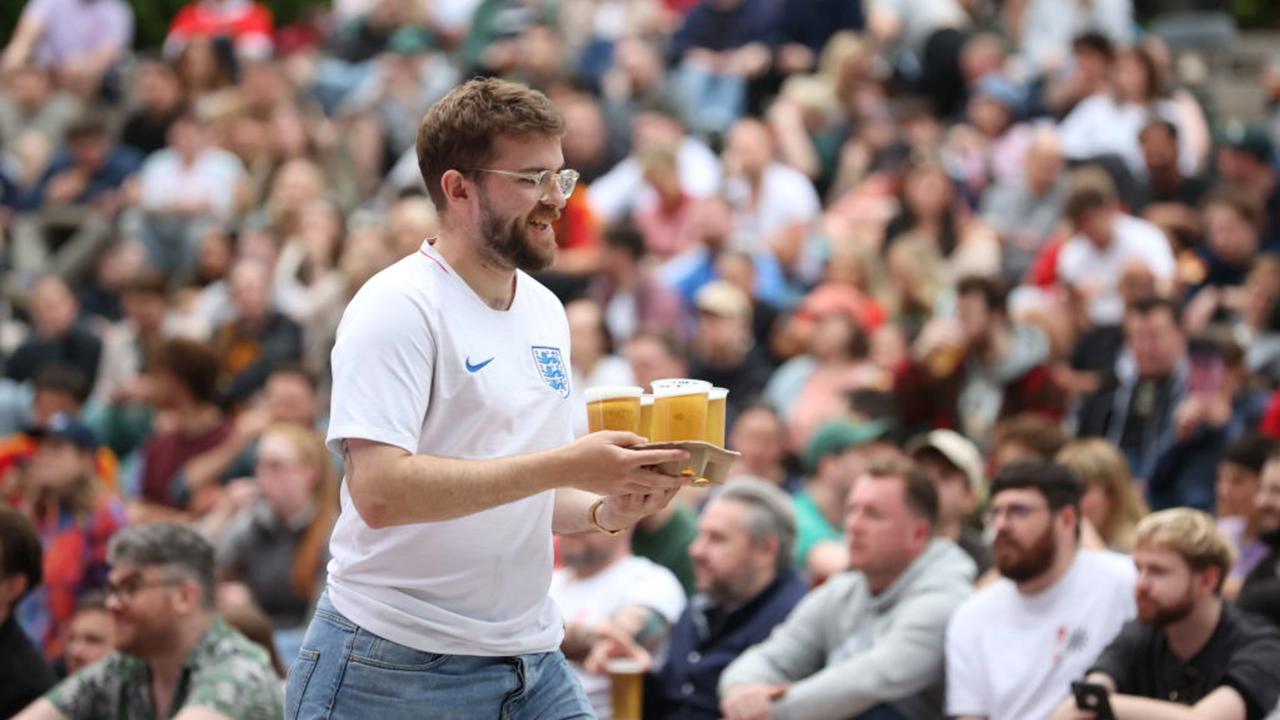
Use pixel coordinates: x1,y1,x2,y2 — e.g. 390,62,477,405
946,461,1136,720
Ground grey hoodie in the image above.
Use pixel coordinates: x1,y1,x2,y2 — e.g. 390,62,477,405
718,538,976,720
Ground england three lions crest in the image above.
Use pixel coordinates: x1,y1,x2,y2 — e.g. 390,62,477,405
531,346,570,398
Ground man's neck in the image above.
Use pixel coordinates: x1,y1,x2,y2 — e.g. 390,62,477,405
148,612,213,689
1016,543,1077,596
718,569,776,613
1164,596,1223,661
866,554,918,595
433,231,518,310
936,516,963,542
1149,165,1180,193
176,403,221,435
809,482,846,529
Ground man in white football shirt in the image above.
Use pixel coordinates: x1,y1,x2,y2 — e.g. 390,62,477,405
285,78,690,719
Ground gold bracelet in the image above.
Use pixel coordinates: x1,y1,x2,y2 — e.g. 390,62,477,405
588,497,626,536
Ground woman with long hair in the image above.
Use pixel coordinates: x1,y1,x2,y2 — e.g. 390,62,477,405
1056,438,1149,552
215,422,338,662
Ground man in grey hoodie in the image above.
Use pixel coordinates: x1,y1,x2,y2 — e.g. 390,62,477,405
718,457,977,720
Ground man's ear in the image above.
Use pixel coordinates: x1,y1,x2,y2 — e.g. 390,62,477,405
441,169,471,207
175,578,205,615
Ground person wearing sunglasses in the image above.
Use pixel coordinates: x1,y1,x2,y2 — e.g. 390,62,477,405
14,523,282,720
292,77,690,720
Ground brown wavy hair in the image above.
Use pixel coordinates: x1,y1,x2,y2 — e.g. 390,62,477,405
262,423,339,602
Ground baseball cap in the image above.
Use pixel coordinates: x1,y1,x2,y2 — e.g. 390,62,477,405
908,429,984,493
31,413,98,452
695,281,752,320
1216,121,1274,163
973,74,1024,114
805,418,893,473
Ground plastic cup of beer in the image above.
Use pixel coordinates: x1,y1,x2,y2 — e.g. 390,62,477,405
649,379,712,443
639,394,655,439
705,387,729,447
585,386,644,434
606,657,645,720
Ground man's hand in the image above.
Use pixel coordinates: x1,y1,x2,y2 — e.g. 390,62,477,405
560,432,690,497
596,487,682,532
721,683,789,720
46,169,88,204
583,620,654,674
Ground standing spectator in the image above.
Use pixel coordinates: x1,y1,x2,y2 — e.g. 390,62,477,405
15,414,124,661
1056,438,1149,552
0,509,55,718
1052,509,1280,720
720,458,976,720
13,523,283,720
946,461,1136,720
551,526,686,718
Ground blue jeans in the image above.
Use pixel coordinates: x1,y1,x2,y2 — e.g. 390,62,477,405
285,592,593,719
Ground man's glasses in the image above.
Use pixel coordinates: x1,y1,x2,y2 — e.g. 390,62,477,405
983,502,1050,525
466,167,580,200
104,575,185,601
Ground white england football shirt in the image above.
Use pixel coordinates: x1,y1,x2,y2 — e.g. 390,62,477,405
324,238,575,656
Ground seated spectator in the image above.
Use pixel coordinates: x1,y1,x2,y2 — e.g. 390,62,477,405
0,66,81,163
586,224,687,345
210,259,303,409
119,59,186,157
988,413,1068,471
1076,298,1192,492
1057,168,1175,329
11,118,141,288
165,0,275,59
793,419,887,571
566,298,636,437
550,524,685,718
1138,119,1208,220
0,509,55,718
689,282,774,423
946,461,1136,720
727,404,802,494
137,113,247,281
137,338,232,511
909,429,991,574
1056,438,1148,552
213,423,337,662
631,497,700,599
1053,509,1280,720
625,330,689,395
670,0,776,137
60,591,115,677
0,0,133,98
14,523,283,719
6,276,103,389
1215,435,1279,598
898,276,1064,444
719,458,976,719
14,414,124,660
1214,124,1279,247
91,270,178,405
1238,452,1280,627
594,480,808,720
980,125,1067,285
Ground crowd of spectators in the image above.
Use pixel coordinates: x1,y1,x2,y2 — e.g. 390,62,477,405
3,0,1280,718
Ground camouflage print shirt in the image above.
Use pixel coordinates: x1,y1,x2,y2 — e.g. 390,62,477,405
45,616,283,720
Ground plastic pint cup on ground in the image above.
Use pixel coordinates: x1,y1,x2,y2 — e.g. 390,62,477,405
649,379,712,443
585,386,644,434
607,658,645,720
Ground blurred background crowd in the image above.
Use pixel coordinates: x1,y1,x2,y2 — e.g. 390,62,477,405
2,0,1280,717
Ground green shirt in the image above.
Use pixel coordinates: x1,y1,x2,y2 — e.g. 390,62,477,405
46,616,282,720
632,504,699,597
793,490,842,568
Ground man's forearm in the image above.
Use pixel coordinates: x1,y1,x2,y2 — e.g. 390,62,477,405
346,441,564,528
553,487,601,534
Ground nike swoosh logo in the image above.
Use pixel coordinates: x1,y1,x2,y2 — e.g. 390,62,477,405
465,356,495,373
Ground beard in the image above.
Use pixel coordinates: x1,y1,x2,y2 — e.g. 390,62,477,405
1137,584,1197,626
993,525,1058,583
478,193,557,273
1259,516,1280,550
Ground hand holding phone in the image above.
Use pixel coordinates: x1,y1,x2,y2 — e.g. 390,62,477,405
1072,681,1116,720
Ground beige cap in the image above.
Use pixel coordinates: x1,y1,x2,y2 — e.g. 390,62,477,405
695,281,752,320
908,429,985,493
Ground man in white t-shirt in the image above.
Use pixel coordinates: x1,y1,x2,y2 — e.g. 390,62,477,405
551,528,686,718
946,461,1137,720
284,78,690,720
1057,167,1176,327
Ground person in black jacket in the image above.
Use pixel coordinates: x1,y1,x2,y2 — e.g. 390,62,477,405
5,275,102,390
1239,451,1280,628
0,508,55,718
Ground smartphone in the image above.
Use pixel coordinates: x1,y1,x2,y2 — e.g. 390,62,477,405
1187,337,1225,397
1072,681,1116,720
